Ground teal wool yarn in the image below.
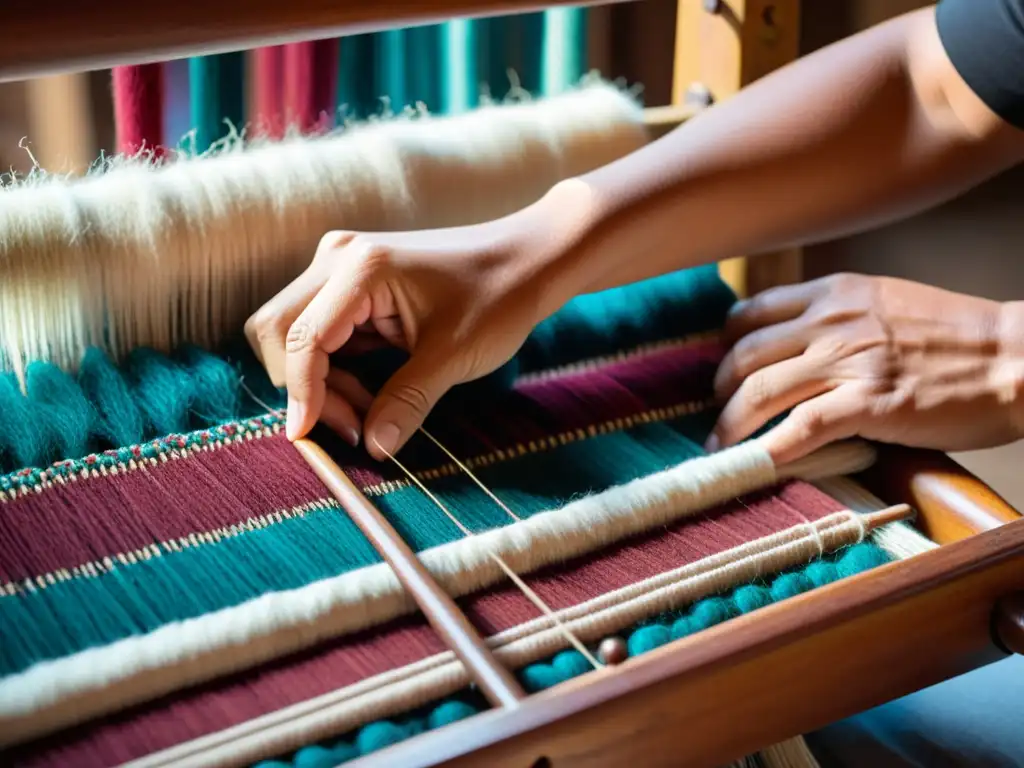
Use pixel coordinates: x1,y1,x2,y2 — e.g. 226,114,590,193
265,544,894,768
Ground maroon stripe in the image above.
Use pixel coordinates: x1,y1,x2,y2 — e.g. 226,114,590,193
9,481,841,767
395,339,725,466
0,436,324,583
0,342,725,583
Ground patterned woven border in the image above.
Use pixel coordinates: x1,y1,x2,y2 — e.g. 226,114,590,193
0,412,286,499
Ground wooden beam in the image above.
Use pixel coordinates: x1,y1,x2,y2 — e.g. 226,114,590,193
0,0,634,84
671,0,802,297
643,103,699,138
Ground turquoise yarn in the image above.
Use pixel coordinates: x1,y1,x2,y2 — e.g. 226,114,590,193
769,572,815,601
836,542,891,578
291,746,338,768
79,348,146,448
427,700,477,729
627,625,672,656
733,584,772,613
0,265,734,476
267,543,893,767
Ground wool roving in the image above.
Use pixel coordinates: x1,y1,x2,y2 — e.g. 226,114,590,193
0,81,647,380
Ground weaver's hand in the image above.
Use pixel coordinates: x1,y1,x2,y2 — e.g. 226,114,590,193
245,218,560,460
709,274,1024,465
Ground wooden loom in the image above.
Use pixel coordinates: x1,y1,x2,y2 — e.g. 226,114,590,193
0,2,1022,768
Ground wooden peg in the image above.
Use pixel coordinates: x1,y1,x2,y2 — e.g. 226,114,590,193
293,438,526,709
995,592,1024,656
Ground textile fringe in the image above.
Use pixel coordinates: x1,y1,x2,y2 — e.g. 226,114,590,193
0,440,873,748
126,510,870,768
813,476,937,559
0,82,647,379
759,737,823,768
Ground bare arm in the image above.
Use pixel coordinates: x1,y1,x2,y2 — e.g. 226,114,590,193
526,5,1024,307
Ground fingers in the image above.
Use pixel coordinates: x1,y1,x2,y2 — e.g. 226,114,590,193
319,389,363,447
724,280,822,342
707,354,833,452
285,266,376,441
327,368,374,413
244,267,327,387
364,348,465,460
713,317,810,401
758,386,862,465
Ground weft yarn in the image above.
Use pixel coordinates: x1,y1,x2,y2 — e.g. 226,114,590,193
0,439,872,748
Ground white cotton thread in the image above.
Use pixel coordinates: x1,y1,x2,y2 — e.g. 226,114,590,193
0,82,648,380
0,441,871,747
812,475,937,559
123,511,869,768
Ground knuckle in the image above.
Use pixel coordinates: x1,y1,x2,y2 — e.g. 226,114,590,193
285,320,316,354
743,371,774,411
243,313,261,346
815,334,851,363
823,272,860,293
356,240,392,272
388,382,432,416
316,229,355,254
729,336,758,375
791,402,826,440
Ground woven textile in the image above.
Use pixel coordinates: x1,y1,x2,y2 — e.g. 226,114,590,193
0,266,893,767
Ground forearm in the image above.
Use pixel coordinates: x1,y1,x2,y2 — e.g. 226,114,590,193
529,6,1024,305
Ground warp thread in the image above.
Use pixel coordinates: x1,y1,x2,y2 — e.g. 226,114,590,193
127,530,889,768
0,440,872,748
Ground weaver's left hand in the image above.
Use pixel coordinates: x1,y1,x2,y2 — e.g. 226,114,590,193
707,273,1024,465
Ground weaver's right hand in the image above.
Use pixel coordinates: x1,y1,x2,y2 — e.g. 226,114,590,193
244,204,579,460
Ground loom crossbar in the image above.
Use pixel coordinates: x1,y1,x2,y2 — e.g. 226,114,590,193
0,0,630,82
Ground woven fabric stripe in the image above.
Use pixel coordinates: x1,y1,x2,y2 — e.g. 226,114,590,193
0,334,728,676
0,265,730,476
6,484,850,767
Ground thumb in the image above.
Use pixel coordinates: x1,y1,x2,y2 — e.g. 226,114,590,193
364,349,465,460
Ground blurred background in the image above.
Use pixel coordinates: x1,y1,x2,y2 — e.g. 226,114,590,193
0,0,1020,506
0,4,679,176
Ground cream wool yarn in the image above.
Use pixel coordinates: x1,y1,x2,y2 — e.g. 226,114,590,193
0,81,648,378
0,439,874,748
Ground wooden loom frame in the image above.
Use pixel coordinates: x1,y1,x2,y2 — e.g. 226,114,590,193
0,2,1021,767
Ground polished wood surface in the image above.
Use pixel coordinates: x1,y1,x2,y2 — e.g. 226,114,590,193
643,103,699,138
293,439,527,709
345,515,1024,767
0,0,627,83
861,445,1022,545
335,450,1023,767
995,592,1024,656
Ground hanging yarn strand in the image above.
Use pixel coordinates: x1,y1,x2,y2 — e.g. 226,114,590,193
0,82,647,381
377,436,605,670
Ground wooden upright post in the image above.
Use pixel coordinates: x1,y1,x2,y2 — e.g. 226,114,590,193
671,0,802,297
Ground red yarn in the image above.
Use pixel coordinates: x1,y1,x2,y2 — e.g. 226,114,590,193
283,39,340,134
112,64,165,158
252,46,286,139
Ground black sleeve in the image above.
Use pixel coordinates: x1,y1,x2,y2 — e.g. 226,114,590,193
935,0,1024,130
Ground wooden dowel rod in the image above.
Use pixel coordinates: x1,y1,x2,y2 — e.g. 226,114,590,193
860,504,914,531
861,446,1020,546
0,0,632,83
293,438,527,709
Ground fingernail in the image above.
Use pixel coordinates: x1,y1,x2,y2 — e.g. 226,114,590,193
372,422,400,457
704,433,720,453
343,426,360,448
286,397,305,441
